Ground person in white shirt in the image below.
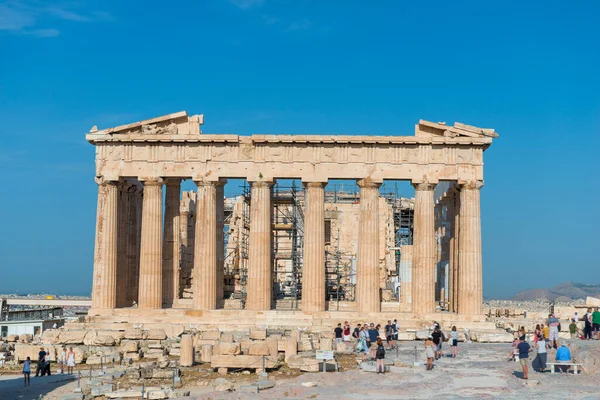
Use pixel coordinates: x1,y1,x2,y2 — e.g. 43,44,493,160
573,312,579,322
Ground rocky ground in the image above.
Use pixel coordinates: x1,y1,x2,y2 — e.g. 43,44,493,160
18,338,596,400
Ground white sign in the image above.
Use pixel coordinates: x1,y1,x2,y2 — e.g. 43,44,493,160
315,350,334,360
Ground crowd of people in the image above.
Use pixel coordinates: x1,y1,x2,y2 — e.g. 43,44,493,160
334,320,460,373
22,346,76,386
509,309,600,380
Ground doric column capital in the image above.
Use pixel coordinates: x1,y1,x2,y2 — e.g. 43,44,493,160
303,181,327,189
356,178,382,189
248,180,274,188
411,182,437,191
458,180,484,190
193,178,227,187
95,176,119,186
139,177,164,186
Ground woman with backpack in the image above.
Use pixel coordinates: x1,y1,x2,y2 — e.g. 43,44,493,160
375,337,386,373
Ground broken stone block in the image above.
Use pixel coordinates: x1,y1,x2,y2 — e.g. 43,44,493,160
91,384,113,397
120,340,139,353
201,344,213,363
93,335,116,346
249,328,267,340
124,329,144,340
42,330,61,344
60,394,84,400
220,333,234,343
248,342,271,356
217,367,228,376
287,355,319,372
58,331,87,345
319,338,333,351
105,390,143,399
147,389,168,399
6,335,19,342
471,331,513,343
216,342,241,355
214,377,233,391
238,385,258,393
200,330,221,340
256,380,276,390
152,369,175,379
146,329,167,340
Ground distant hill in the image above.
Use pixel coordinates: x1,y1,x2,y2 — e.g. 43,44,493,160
513,282,600,301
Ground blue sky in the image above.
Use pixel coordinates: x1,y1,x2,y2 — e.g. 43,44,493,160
0,0,598,298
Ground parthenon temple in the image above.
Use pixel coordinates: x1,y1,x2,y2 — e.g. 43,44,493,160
87,111,497,327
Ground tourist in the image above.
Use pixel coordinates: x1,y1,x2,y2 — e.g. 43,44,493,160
569,319,579,339
368,323,379,359
334,323,343,345
23,356,31,386
358,326,369,361
431,326,443,360
392,319,400,348
425,336,436,371
573,312,579,322
35,347,46,377
375,337,386,373
532,335,548,373
533,324,541,343
353,324,362,341
343,321,352,341
67,347,76,374
59,346,67,374
546,314,560,349
583,313,593,340
541,324,549,341
509,336,520,362
450,326,459,358
517,335,531,379
384,320,393,349
592,308,600,339
555,344,572,372
44,350,52,376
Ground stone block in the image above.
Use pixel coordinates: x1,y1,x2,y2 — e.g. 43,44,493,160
200,330,221,340
248,342,270,356
471,331,513,343
238,385,258,393
220,333,234,343
415,330,432,340
256,380,276,390
124,329,144,340
85,355,103,365
105,391,143,399
216,342,241,355
287,355,319,371
239,339,253,353
146,329,167,340
152,369,175,379
14,344,41,362
217,367,228,376
201,344,212,363
120,340,139,353
249,328,267,340
125,352,140,361
359,361,390,373
164,325,184,339
210,355,278,369
126,369,141,379
58,331,87,345
41,330,60,344
319,338,332,351
6,335,19,342
20,334,33,343
335,340,355,353
214,377,233,391
91,384,113,397
147,389,168,399
397,332,416,341
93,335,116,346
97,330,125,343
60,394,84,400
284,338,297,363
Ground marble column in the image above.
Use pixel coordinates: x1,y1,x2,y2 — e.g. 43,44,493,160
138,178,164,309
125,184,142,306
91,178,119,309
162,179,181,307
399,245,413,304
447,188,458,313
193,180,218,310
216,181,226,306
411,182,437,315
246,181,273,311
356,179,381,313
457,181,483,315
116,181,130,308
302,182,326,312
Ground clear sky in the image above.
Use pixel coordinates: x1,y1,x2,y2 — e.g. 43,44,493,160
0,1,598,298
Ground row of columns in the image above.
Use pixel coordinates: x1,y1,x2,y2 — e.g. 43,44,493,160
92,177,483,316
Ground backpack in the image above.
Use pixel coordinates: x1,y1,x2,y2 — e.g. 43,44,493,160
376,345,385,358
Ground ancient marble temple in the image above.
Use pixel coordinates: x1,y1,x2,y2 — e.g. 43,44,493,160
86,111,497,319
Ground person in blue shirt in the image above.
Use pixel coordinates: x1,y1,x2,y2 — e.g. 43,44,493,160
555,345,572,372
367,323,379,359
516,335,531,379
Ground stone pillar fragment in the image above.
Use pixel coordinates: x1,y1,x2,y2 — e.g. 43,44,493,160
193,180,219,310
92,179,119,309
180,334,194,367
457,181,483,315
138,178,164,309
163,179,181,307
399,245,413,304
411,182,437,315
356,179,381,313
302,182,326,312
246,181,273,311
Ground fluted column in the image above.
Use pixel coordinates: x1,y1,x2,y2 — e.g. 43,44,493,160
399,245,413,304
246,180,273,311
91,178,119,309
457,181,483,315
411,182,437,315
302,181,326,312
138,178,164,309
116,181,130,308
356,179,381,313
447,188,459,313
216,181,226,306
193,180,218,310
163,179,181,307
